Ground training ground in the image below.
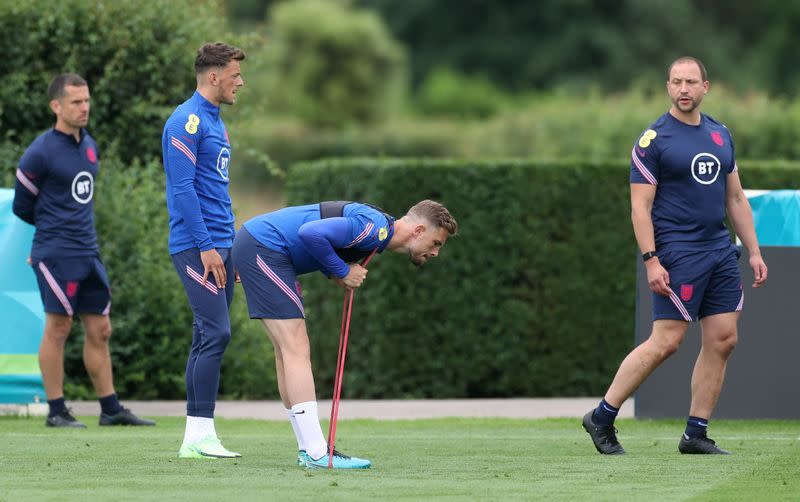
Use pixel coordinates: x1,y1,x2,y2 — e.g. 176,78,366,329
2,399,798,501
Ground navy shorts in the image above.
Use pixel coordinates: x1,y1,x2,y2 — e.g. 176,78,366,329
32,256,111,317
232,227,305,319
653,244,743,322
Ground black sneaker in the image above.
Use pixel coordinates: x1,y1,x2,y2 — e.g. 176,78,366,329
582,410,625,454
99,407,156,426
45,408,87,428
678,434,730,454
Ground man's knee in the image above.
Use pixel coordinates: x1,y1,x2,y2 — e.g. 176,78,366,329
649,320,688,360
85,317,112,345
204,327,232,356
659,339,681,359
701,313,739,357
96,321,112,343
45,315,73,344
649,337,681,361
281,338,311,360
708,328,738,357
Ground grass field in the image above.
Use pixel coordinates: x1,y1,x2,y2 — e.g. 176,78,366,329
1,416,798,501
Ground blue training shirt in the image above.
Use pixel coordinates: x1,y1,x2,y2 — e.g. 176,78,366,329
13,128,100,261
242,203,395,277
630,112,737,252
162,91,235,254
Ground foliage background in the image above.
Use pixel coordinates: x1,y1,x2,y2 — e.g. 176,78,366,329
0,0,277,399
2,0,800,398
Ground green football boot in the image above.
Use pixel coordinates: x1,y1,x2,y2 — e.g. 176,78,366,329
178,436,241,459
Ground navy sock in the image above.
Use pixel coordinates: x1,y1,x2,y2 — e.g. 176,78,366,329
98,393,123,415
47,397,67,417
684,416,709,439
592,399,619,427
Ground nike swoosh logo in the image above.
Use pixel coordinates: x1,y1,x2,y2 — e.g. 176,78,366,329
294,410,305,414
199,451,238,458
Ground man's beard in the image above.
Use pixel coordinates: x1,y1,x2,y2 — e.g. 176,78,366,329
673,96,699,113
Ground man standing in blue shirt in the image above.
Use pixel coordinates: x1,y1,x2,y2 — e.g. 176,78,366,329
13,74,154,428
162,42,245,459
232,200,458,468
583,57,767,455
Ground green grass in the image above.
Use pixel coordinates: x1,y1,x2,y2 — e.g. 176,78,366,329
1,417,798,501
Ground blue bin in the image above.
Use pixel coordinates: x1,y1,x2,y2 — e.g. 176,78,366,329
0,188,45,404
748,190,800,247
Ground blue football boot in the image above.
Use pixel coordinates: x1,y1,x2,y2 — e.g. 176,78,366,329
299,448,371,469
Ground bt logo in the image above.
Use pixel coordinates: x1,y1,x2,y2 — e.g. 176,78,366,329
71,171,94,204
691,153,722,185
216,147,231,181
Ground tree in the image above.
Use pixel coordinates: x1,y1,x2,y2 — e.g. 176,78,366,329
0,0,228,166
262,0,407,127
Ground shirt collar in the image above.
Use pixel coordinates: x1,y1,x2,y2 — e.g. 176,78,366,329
50,127,86,145
666,110,704,128
193,90,220,119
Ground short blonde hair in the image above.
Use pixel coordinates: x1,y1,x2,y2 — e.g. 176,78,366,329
406,200,458,236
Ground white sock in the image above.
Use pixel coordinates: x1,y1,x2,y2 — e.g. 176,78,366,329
291,401,327,460
183,416,217,445
286,407,305,451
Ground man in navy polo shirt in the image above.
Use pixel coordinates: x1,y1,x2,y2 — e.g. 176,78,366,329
582,57,767,455
13,74,154,428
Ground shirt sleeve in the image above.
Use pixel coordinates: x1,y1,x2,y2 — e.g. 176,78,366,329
297,217,361,278
12,148,47,225
92,139,101,163
344,213,385,252
727,127,738,174
164,116,214,251
629,130,660,185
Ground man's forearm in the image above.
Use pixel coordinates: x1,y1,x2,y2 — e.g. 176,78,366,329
631,206,657,254
728,199,761,256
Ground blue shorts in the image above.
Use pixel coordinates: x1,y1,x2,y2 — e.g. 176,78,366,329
232,227,305,319
32,256,111,317
653,245,743,322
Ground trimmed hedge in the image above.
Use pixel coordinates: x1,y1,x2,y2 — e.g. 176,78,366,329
287,158,800,398
229,87,800,178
